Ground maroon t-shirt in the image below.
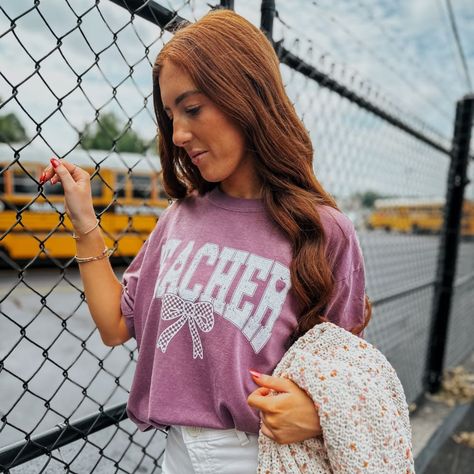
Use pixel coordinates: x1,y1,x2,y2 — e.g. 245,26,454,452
121,187,367,433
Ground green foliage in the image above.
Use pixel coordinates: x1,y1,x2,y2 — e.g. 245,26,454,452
80,112,151,153
354,190,385,208
0,111,28,143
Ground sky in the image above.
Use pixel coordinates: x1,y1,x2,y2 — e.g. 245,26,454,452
0,0,473,200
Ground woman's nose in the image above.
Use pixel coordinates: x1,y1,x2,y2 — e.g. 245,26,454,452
172,120,192,147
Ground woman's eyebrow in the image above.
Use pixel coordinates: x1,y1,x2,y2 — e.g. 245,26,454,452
163,89,202,111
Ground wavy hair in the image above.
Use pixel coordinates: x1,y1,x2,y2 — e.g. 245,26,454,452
152,9,371,342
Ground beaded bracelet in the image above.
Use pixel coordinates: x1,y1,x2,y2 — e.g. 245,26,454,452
72,219,100,240
74,247,114,264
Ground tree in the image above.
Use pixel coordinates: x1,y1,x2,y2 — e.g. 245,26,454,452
354,190,385,209
80,112,151,153
0,104,28,143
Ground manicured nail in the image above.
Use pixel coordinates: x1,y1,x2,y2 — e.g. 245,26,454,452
39,172,46,184
50,158,60,168
249,369,261,379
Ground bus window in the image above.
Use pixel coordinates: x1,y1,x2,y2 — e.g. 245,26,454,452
115,173,127,198
90,174,104,198
13,170,37,194
43,180,63,195
157,179,168,199
131,175,151,199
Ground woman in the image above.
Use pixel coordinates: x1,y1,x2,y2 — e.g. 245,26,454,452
40,9,371,473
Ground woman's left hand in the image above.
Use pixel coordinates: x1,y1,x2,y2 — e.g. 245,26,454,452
247,371,322,444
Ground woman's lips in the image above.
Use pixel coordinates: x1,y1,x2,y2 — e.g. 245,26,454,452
191,151,207,165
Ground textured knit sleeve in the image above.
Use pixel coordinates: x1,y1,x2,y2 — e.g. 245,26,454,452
257,323,414,473
120,238,150,339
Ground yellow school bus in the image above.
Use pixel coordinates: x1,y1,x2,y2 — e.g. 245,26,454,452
366,197,474,237
0,143,168,265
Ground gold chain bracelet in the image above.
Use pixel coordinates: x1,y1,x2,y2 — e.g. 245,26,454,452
74,247,114,264
72,219,100,240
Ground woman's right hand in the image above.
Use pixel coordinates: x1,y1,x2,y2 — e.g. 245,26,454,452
40,157,97,233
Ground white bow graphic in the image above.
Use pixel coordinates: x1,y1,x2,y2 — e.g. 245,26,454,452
157,293,214,359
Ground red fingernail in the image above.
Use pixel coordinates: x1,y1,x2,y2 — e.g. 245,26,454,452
39,172,46,184
249,369,261,379
50,158,60,168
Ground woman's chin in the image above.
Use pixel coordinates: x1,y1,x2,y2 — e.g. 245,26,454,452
199,172,221,183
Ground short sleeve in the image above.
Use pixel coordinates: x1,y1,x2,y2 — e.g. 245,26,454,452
319,206,367,334
324,265,366,334
120,203,175,339
120,239,150,339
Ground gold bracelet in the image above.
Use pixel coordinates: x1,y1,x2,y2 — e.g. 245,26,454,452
74,247,114,264
72,219,100,240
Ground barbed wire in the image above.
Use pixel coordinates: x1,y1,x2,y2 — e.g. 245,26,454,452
444,0,473,92
307,1,454,127
274,8,452,147
353,0,463,105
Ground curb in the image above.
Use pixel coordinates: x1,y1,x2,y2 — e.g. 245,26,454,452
414,403,471,474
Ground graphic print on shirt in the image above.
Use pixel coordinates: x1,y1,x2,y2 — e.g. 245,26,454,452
156,293,214,359
154,238,291,358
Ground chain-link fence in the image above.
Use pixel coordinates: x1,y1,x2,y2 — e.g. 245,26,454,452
1,0,473,472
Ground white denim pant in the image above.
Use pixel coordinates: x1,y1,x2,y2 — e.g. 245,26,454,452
161,425,259,474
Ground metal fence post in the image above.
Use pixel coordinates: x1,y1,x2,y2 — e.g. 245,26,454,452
220,0,234,9
260,0,275,41
424,94,474,393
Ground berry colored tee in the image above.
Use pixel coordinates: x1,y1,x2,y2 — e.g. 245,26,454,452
120,186,367,434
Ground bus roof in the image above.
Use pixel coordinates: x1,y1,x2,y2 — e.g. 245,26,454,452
374,197,446,208
0,142,162,173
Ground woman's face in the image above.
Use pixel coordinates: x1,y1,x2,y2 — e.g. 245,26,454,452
159,60,261,198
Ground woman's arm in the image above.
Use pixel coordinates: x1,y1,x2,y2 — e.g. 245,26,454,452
75,227,131,346
247,371,321,444
41,158,131,347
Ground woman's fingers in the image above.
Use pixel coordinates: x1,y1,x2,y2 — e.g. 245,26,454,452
39,166,53,184
40,158,88,187
38,157,96,229
260,421,276,441
247,387,274,410
48,158,77,191
57,159,89,182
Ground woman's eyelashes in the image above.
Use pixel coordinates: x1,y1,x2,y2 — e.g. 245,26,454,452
185,106,201,117
165,105,201,121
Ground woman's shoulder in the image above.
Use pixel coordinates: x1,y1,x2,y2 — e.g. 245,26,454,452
316,204,364,274
317,204,357,243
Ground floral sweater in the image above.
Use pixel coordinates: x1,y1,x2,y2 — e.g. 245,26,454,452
257,323,415,474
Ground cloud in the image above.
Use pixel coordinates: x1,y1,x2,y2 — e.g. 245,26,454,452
0,0,167,155
274,0,473,138
1,0,472,199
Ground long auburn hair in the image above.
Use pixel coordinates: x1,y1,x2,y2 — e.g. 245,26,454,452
152,9,371,342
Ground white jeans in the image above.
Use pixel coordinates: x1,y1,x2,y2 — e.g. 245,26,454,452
161,425,259,474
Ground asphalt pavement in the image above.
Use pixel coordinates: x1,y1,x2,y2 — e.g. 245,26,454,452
1,232,473,472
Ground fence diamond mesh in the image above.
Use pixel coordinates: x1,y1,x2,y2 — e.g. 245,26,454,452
0,0,473,472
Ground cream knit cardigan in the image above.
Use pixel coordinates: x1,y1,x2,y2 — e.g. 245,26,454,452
256,323,415,473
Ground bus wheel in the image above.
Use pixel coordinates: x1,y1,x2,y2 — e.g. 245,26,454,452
411,224,420,234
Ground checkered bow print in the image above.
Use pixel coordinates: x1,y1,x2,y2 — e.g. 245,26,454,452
157,293,215,359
